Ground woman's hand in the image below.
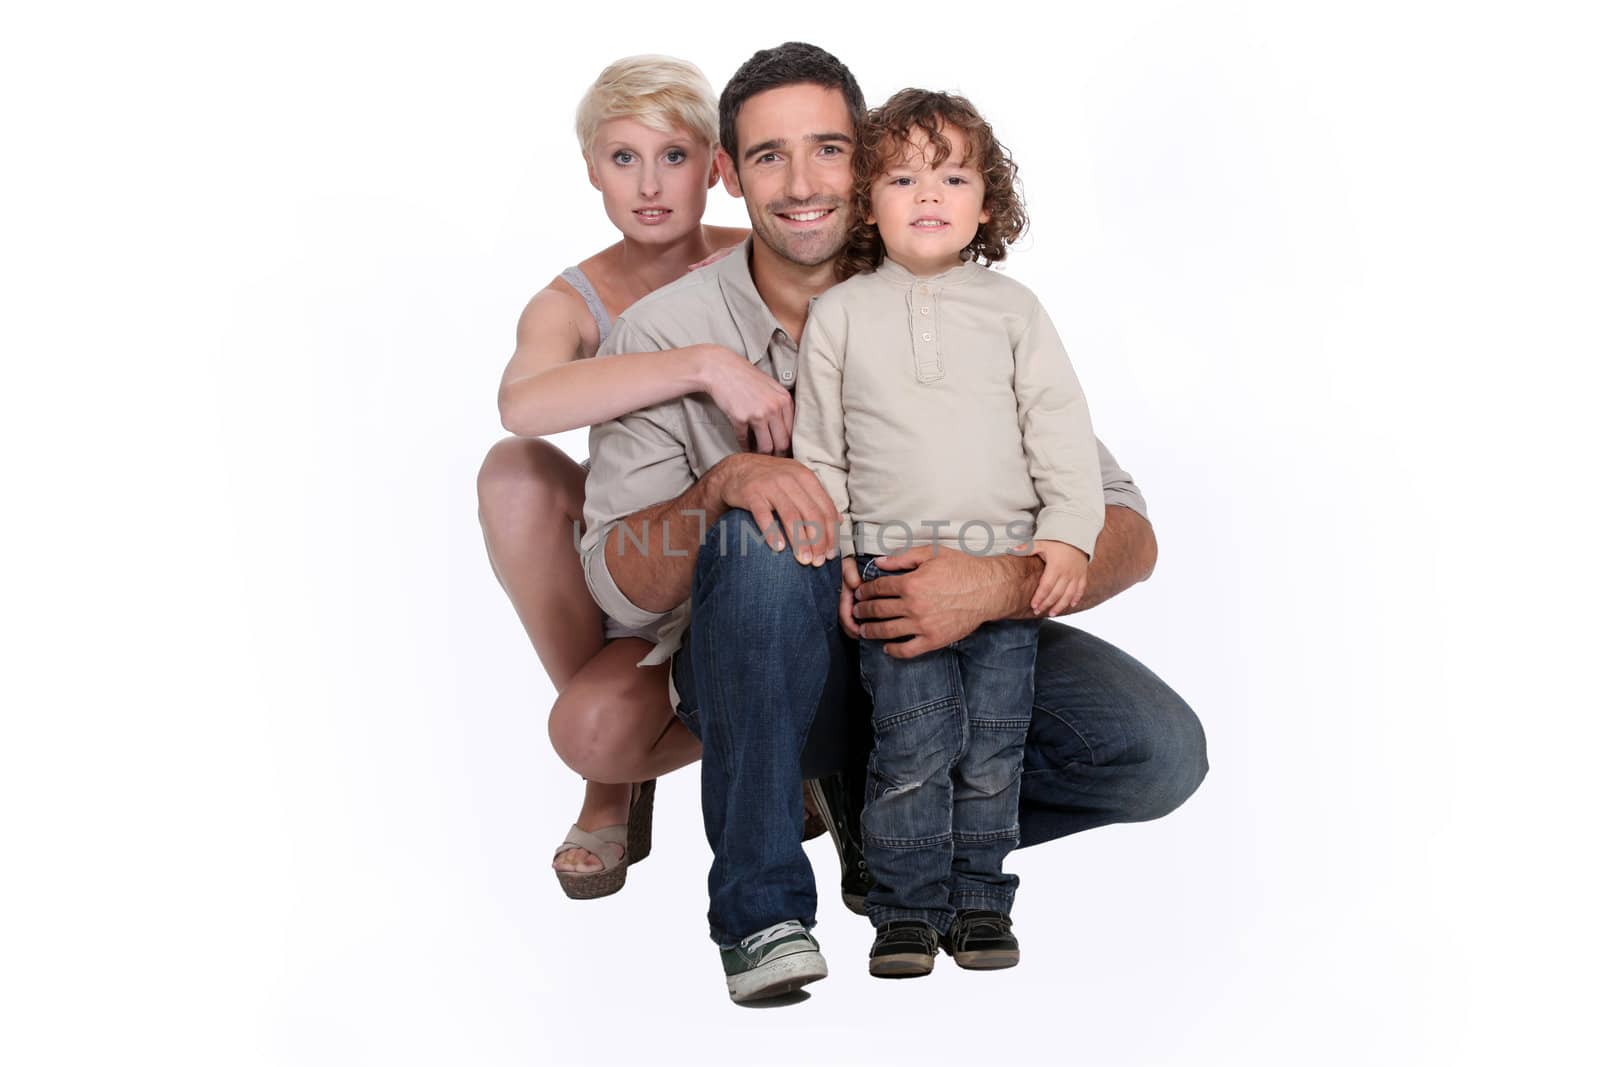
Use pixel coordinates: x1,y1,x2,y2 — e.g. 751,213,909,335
699,345,796,455
687,245,739,271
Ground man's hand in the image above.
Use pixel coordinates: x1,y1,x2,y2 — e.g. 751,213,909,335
713,453,840,566
853,547,1034,658
851,507,1157,656
1028,539,1089,617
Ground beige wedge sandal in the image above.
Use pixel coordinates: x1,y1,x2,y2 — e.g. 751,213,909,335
553,779,655,900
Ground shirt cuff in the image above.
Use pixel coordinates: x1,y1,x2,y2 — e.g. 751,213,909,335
1033,507,1103,561
582,523,670,631
581,524,692,667
1103,484,1149,522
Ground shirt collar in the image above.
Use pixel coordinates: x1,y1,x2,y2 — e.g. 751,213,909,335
715,238,789,363
871,256,982,289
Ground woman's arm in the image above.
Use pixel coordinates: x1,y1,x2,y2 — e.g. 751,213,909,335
496,286,720,438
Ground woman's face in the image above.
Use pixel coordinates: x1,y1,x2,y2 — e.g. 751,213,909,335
587,117,717,244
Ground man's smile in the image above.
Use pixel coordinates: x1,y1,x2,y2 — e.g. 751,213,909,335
773,205,838,227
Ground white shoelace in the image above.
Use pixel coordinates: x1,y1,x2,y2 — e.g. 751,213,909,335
740,920,807,953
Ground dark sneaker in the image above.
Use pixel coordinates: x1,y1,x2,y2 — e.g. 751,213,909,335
804,775,873,915
801,780,827,841
941,910,1020,970
720,920,828,1003
868,921,940,978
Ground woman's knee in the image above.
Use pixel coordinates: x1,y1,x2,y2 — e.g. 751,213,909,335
477,437,584,530
547,685,657,782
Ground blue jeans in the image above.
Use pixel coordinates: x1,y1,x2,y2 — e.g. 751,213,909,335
671,511,1208,947
856,557,1038,931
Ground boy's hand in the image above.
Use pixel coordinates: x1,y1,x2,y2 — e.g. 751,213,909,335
1029,540,1089,617
839,555,862,638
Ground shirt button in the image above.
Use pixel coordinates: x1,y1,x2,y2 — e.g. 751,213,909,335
921,332,933,341
920,307,930,315
780,370,794,382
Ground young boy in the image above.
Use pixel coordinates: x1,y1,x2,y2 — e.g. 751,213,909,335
791,89,1105,977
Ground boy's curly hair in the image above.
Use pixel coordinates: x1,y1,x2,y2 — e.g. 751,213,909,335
836,88,1027,282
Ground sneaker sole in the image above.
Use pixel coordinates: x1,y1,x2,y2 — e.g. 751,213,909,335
726,949,828,1003
868,951,935,979
950,948,1020,970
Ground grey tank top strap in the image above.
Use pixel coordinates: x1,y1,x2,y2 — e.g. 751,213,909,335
560,266,613,349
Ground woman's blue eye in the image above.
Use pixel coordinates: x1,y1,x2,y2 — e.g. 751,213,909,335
613,151,635,165
665,149,686,164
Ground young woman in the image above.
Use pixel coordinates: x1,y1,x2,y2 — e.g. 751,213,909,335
476,55,791,898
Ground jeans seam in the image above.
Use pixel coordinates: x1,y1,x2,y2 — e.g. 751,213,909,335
864,830,954,849
872,694,961,731
968,717,1032,731
949,653,969,766
1031,701,1100,764
867,906,953,934
951,826,1019,844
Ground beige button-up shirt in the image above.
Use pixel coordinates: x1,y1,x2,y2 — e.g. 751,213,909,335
581,240,1146,666
791,258,1105,560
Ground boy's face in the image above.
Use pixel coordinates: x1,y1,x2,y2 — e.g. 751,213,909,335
868,124,990,276
716,83,855,268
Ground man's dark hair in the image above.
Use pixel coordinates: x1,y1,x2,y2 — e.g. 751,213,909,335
718,42,867,164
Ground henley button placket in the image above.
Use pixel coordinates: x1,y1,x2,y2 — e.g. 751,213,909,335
910,281,944,382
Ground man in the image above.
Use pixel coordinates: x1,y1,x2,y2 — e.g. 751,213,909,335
579,42,1207,1003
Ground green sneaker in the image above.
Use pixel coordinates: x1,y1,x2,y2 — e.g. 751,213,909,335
720,919,828,1002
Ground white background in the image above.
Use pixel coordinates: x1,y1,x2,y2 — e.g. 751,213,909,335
4,1,1597,1064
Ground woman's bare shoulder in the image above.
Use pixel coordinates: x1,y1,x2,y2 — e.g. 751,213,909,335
519,273,598,356
525,274,590,322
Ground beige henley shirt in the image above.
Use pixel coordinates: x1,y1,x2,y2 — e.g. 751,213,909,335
580,240,1142,666
792,258,1105,560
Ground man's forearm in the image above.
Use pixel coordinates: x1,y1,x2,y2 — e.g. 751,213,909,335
603,463,732,615
994,505,1158,620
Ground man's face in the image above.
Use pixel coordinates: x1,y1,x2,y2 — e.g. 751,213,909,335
717,83,855,268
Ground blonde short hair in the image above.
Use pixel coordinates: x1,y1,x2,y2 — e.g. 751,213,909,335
574,55,719,161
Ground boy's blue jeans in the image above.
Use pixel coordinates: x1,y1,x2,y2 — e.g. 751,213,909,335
855,555,1038,933
670,511,1208,948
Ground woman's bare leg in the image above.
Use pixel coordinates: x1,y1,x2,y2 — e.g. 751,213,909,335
477,437,700,874
478,437,604,689
547,637,701,784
